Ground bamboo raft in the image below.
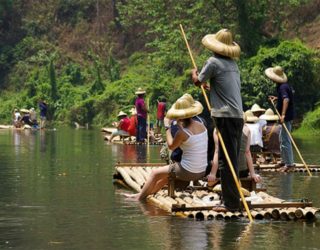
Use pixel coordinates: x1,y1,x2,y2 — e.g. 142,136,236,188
113,163,320,221
256,163,320,173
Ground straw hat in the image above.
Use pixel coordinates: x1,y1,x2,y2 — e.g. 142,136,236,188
117,111,127,117
251,104,266,113
166,95,203,120
129,107,137,115
20,108,30,114
244,110,259,123
259,108,279,121
202,29,241,58
265,66,287,83
135,87,146,95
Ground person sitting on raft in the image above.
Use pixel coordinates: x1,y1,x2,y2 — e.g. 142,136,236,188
109,111,131,142
208,116,262,188
260,108,281,164
19,109,33,127
12,109,21,128
124,94,208,201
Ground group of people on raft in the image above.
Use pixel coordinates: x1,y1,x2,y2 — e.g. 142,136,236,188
12,100,48,129
108,89,167,143
124,28,295,213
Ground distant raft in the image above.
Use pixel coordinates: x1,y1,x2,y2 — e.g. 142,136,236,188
256,163,320,173
113,163,320,221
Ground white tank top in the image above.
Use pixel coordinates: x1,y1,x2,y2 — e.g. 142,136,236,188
247,123,263,147
180,125,208,173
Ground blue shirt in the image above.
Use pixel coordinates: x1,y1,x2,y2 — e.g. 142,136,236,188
276,83,294,121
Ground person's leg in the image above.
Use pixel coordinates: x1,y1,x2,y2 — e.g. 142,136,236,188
285,121,294,166
137,116,142,142
125,165,170,200
216,117,243,211
280,121,294,166
141,117,147,141
110,130,120,141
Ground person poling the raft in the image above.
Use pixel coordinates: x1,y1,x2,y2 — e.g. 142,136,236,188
108,111,131,142
265,66,295,172
135,88,148,143
124,94,208,201
191,29,243,212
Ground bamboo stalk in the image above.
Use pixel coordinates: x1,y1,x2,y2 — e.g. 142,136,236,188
270,100,312,176
116,167,141,192
295,208,304,219
271,209,280,220
123,167,144,187
280,209,289,221
179,24,253,223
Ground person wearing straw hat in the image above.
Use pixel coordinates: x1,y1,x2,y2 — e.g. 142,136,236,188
19,108,33,126
265,66,295,171
191,29,243,212
260,108,281,163
127,107,137,137
124,94,208,201
135,87,148,142
251,103,267,127
109,111,131,142
244,110,264,163
38,100,48,129
156,97,167,134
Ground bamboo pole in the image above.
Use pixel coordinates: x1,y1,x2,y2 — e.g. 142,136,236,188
179,24,253,223
270,100,312,176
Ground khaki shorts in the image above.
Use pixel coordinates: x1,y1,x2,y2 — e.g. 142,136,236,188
169,162,206,182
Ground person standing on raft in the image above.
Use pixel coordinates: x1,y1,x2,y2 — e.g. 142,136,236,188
134,88,148,142
265,66,295,172
124,94,208,201
191,29,243,212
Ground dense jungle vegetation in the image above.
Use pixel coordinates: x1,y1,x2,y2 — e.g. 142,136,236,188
0,0,319,133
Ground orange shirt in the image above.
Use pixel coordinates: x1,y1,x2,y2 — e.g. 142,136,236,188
127,115,137,136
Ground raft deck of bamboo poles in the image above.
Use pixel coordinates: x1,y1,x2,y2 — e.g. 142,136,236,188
256,163,320,173
113,163,320,221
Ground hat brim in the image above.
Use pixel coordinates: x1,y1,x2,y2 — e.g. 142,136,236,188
259,114,279,121
246,117,259,123
265,68,287,83
20,109,30,113
252,108,266,113
135,91,146,95
166,101,203,120
202,34,241,58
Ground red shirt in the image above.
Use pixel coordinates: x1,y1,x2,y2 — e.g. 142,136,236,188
119,117,130,132
127,115,137,136
157,102,166,120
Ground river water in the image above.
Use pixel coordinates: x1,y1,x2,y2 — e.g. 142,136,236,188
0,128,319,250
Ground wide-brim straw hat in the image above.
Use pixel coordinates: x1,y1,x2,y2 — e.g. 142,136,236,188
135,87,146,95
117,111,127,117
20,108,30,113
259,108,279,121
166,95,203,120
202,29,241,58
265,66,287,83
251,104,266,113
244,110,259,123
129,107,137,115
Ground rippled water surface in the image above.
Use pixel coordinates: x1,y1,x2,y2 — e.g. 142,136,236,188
0,128,319,249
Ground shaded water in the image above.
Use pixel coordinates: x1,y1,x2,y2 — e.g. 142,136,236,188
0,128,319,249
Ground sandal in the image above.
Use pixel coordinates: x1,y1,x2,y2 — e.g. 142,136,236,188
211,205,230,213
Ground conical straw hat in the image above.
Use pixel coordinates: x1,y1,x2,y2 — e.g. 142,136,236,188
265,66,287,83
202,29,241,58
166,95,203,120
251,104,266,113
135,87,146,95
244,110,259,123
20,108,30,113
129,107,137,115
117,111,127,117
259,108,279,121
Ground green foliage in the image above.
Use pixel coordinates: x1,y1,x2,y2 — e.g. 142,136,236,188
240,40,320,117
294,104,320,135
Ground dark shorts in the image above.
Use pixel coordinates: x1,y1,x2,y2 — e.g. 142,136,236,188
250,145,262,153
169,162,206,182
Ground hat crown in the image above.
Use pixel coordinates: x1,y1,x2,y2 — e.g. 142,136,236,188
265,108,275,116
245,110,255,117
180,93,195,104
175,98,192,110
215,29,233,45
273,66,284,76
